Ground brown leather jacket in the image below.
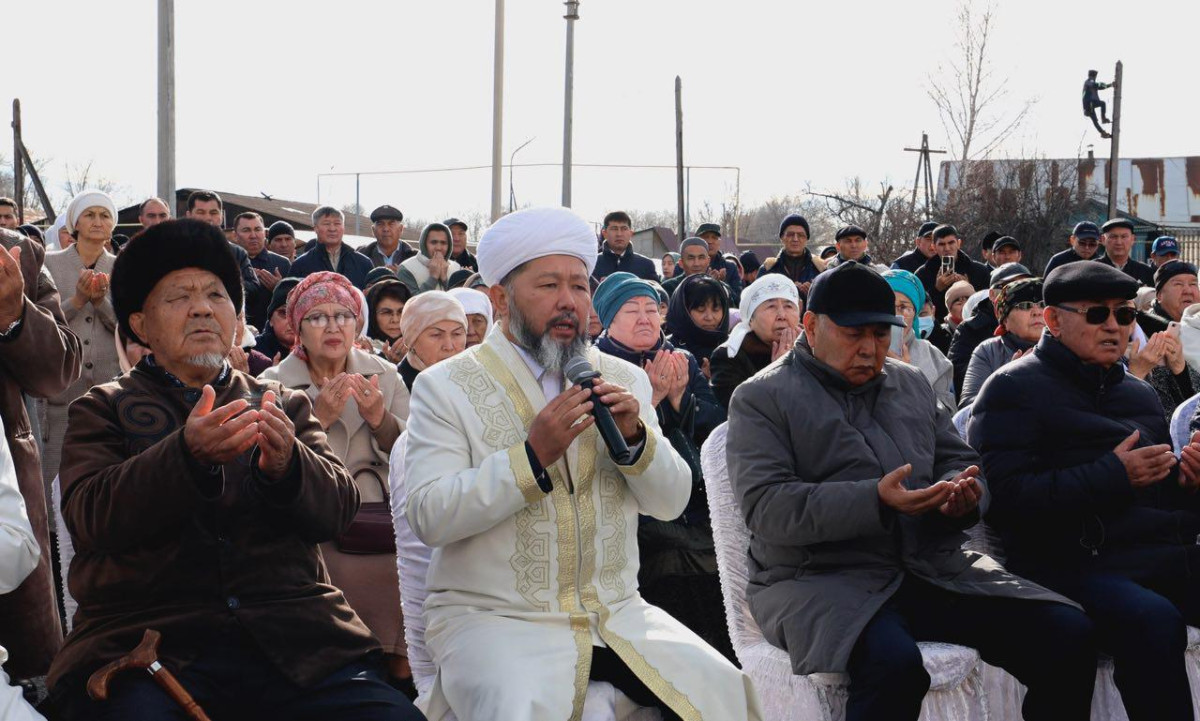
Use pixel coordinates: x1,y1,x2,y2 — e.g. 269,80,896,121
0,227,81,677
49,364,378,690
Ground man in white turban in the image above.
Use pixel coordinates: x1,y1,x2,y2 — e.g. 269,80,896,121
403,207,761,721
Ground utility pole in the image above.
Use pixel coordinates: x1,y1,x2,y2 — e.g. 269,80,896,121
675,77,685,241
903,132,946,219
490,0,505,222
561,0,580,207
12,100,23,224
157,0,176,211
1106,60,1123,218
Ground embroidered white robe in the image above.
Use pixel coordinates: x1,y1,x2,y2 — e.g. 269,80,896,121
404,329,761,721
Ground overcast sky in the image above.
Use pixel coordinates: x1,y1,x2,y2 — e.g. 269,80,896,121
9,0,1199,231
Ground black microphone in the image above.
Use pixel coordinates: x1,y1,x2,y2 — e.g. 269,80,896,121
564,356,632,465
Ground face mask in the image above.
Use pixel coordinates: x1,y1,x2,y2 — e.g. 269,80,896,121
916,316,934,339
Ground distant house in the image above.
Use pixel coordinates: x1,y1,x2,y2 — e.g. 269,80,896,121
114,188,420,249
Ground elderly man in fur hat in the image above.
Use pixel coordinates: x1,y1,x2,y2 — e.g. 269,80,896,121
403,207,761,721
46,220,423,720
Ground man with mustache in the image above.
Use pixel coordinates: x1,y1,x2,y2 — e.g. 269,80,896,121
46,219,423,720
402,207,761,721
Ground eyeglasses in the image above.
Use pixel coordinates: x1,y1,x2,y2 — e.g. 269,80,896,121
303,312,357,328
1052,304,1136,326
1010,301,1045,312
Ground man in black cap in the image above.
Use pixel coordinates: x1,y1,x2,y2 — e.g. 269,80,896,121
591,210,658,283
824,225,871,268
48,219,423,720
760,213,824,294
1044,221,1104,276
739,250,762,285
696,222,742,303
267,220,299,263
819,245,838,261
971,259,1200,721
359,204,415,269
1098,218,1155,286
915,224,991,323
891,221,939,273
253,277,300,363
728,260,1097,721
1137,260,1199,336
990,236,1023,267
980,230,1003,268
947,262,1033,399
444,217,478,273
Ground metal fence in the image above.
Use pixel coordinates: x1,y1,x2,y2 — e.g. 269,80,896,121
1167,228,1200,266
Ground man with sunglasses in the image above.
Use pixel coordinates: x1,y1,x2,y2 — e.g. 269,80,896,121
971,260,1200,721
1044,222,1103,277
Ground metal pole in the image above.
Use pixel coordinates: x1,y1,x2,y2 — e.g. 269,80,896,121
157,0,176,209
1106,60,1123,219
686,166,691,233
734,168,740,247
12,100,23,224
675,76,685,240
561,1,579,207
354,173,361,236
509,137,535,214
490,0,505,221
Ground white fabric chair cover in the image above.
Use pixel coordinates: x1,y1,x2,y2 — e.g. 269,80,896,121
0,650,46,721
1170,392,1200,454
387,433,661,721
51,476,76,633
700,422,988,721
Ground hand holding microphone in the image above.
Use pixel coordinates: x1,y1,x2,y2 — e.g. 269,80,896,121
565,357,643,465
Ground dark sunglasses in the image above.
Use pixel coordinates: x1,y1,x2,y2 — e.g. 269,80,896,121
1053,304,1136,326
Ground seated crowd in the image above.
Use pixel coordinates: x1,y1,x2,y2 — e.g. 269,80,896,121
0,190,1199,720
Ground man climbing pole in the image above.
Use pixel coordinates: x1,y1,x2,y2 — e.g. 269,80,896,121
1083,69,1115,138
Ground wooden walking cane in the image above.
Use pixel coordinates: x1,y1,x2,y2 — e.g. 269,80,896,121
87,629,212,721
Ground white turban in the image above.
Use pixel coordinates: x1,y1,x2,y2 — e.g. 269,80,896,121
66,190,118,231
725,274,801,356
476,206,598,286
448,287,493,334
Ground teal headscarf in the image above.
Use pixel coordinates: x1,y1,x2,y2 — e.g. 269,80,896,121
592,272,659,328
883,269,926,312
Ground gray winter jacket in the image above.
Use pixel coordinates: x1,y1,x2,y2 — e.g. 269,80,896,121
959,333,1035,408
725,336,1071,674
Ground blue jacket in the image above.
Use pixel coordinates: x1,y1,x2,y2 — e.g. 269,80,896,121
969,334,1200,579
592,244,659,283
288,243,374,289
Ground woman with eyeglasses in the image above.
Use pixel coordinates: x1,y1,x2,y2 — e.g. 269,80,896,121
259,271,414,692
960,278,1045,408
884,270,956,409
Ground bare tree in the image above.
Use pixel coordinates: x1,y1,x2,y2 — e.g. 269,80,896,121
927,1,1035,166
0,152,52,216
60,161,124,204
808,179,927,264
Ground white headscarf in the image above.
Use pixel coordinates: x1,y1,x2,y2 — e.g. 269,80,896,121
725,274,800,356
476,207,597,286
448,287,494,334
66,190,118,231
43,214,67,251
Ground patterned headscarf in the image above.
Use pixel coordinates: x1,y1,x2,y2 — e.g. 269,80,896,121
285,271,362,360
995,277,1044,326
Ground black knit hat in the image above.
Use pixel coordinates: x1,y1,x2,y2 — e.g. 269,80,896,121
1154,260,1198,291
364,266,398,289
267,220,295,241
112,219,245,344
266,277,301,319
779,213,810,239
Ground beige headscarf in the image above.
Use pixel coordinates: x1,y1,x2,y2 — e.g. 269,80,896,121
399,291,467,350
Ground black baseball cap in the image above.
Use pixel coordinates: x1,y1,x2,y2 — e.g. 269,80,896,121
992,236,1021,252
807,261,904,328
443,217,468,231
696,222,721,237
1072,222,1100,240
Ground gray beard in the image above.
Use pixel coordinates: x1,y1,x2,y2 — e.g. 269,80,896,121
186,353,227,371
506,299,589,374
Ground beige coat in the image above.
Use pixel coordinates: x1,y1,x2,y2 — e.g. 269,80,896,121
261,349,409,501
40,246,120,486
260,348,411,655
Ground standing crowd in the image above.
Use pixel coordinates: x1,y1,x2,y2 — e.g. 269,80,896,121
0,189,1197,720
